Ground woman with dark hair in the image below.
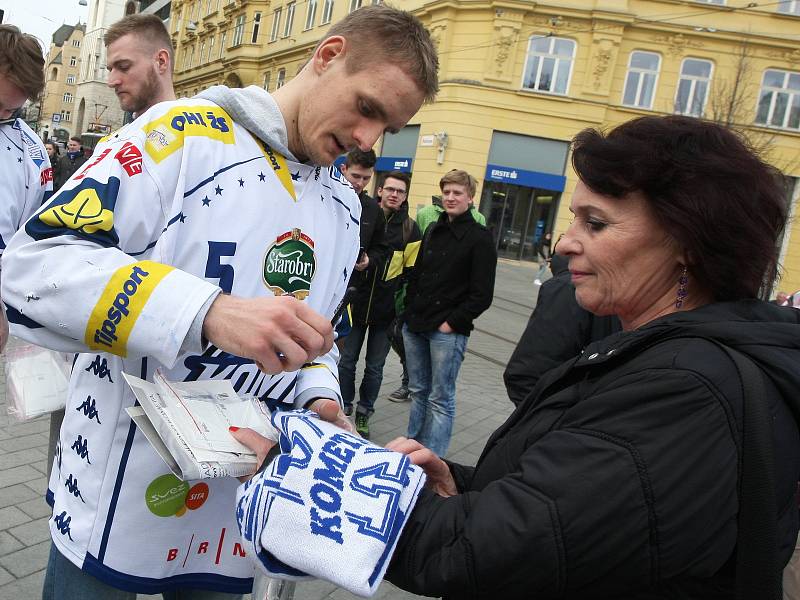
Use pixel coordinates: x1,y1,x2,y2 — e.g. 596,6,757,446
233,115,800,599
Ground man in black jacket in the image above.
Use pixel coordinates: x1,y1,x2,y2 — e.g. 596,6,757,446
338,171,421,437
402,169,497,456
54,136,88,190
339,148,388,282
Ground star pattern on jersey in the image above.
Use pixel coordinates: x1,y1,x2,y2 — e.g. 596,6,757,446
238,177,245,187
202,196,211,206
179,212,187,223
258,172,266,182
215,185,223,195
290,171,301,181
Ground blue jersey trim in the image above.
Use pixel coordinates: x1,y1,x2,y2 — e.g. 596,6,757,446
97,357,147,562
46,488,55,507
82,552,254,594
5,304,44,328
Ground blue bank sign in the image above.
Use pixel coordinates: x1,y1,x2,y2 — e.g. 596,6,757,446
485,164,566,192
375,156,413,173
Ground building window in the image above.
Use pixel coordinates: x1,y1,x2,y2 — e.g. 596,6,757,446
252,12,261,43
521,36,575,95
778,0,800,14
206,0,213,14
756,69,800,130
69,56,77,67
277,68,286,88
270,8,282,41
622,51,660,109
283,2,296,37
208,35,215,59
50,67,59,81
192,0,200,20
264,71,271,90
66,75,76,84
674,58,712,117
232,14,245,46
72,39,81,47
184,45,192,69
199,41,206,64
63,92,73,103
220,32,227,58
321,0,334,23
62,110,71,121
349,0,362,12
305,0,317,30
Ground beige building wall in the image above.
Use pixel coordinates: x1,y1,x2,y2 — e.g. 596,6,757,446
173,0,800,294
42,25,86,142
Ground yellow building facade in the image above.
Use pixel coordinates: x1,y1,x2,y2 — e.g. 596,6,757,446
173,0,800,293
42,24,86,143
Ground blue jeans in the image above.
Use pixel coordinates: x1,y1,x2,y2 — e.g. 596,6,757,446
337,322,392,417
403,325,467,456
42,542,243,599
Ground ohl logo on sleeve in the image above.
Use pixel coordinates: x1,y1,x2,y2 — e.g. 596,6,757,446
143,106,235,163
27,177,121,247
263,229,316,300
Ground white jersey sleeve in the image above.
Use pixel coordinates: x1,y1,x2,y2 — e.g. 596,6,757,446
1,132,220,365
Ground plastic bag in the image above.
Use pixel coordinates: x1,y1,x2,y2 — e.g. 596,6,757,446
6,343,71,421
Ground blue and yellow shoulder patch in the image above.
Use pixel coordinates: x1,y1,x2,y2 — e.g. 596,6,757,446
143,106,235,164
26,177,120,247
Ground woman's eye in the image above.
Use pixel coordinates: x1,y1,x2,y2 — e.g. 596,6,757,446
586,219,607,232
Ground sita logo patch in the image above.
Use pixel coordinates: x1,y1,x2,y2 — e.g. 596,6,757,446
263,228,316,300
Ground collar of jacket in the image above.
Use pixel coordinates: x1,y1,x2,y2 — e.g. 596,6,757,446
435,209,474,239
572,299,800,370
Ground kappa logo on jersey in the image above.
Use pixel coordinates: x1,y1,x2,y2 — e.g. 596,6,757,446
263,228,316,300
143,106,234,163
145,474,209,518
114,142,142,176
85,261,174,356
27,177,121,247
53,510,74,541
85,355,114,382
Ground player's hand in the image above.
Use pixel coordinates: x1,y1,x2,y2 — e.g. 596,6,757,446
203,294,333,373
385,437,458,497
230,398,354,481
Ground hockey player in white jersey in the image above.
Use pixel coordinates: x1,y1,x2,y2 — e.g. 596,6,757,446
0,25,52,352
2,5,438,598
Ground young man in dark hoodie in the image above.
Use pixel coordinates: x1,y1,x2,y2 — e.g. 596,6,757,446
338,170,421,437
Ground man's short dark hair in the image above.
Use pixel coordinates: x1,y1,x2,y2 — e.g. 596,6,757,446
69,136,81,144
571,115,787,301
318,5,438,102
345,149,376,169
105,13,174,66
379,170,410,190
0,25,45,100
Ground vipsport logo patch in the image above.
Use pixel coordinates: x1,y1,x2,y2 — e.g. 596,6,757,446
27,177,121,247
85,261,174,356
263,228,316,300
143,106,234,163
145,474,209,518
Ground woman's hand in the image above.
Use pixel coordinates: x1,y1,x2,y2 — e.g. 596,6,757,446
437,321,453,334
385,437,458,497
230,398,354,481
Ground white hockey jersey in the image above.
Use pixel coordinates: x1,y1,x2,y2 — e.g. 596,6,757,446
0,117,52,256
1,98,360,594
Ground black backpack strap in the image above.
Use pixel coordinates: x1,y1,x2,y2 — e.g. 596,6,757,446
714,344,780,600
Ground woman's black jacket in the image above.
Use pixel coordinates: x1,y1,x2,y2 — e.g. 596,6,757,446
386,300,800,599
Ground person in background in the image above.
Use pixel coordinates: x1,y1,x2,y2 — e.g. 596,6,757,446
504,236,621,406
54,136,87,189
402,169,497,456
0,24,52,353
415,191,486,233
45,141,62,187
338,171,421,437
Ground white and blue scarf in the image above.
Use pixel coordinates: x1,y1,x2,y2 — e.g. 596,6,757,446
236,410,426,597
